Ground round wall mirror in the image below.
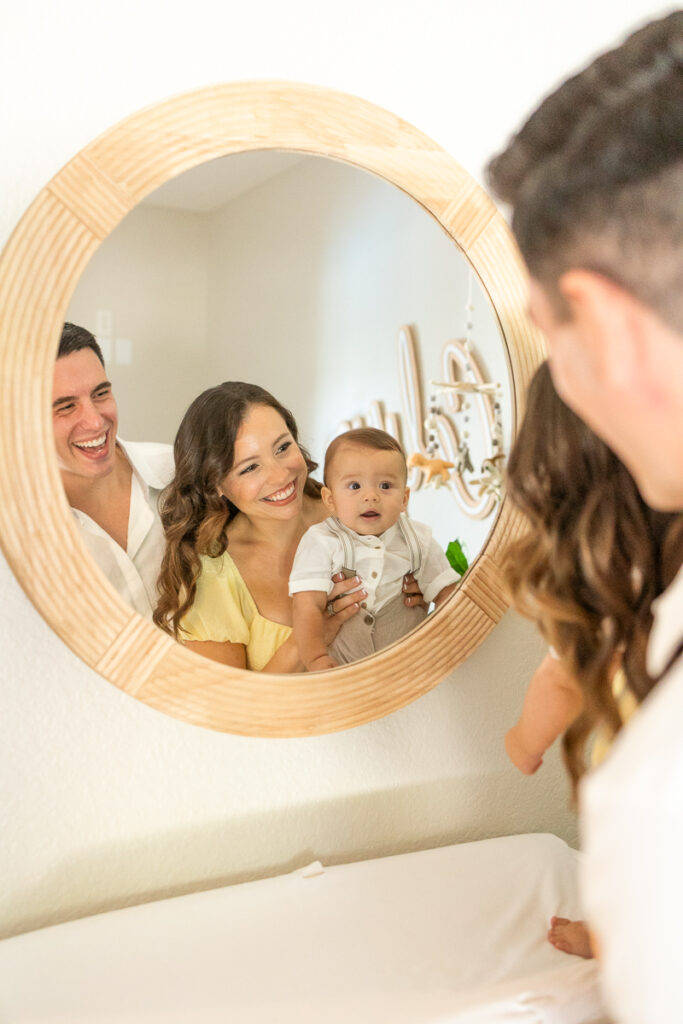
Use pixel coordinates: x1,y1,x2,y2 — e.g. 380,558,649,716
0,82,544,735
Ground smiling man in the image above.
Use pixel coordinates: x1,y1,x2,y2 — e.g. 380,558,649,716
487,12,683,1023
53,323,174,618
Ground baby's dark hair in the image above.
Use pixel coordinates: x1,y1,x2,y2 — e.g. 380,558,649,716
324,428,406,485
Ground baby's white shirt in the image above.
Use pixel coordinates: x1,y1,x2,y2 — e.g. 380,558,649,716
289,513,458,612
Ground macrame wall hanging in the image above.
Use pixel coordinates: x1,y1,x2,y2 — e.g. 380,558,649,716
337,271,506,521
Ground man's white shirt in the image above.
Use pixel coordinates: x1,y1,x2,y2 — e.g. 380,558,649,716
69,440,174,619
581,563,683,1023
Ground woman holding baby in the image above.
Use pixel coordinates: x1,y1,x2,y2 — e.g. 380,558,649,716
153,382,434,670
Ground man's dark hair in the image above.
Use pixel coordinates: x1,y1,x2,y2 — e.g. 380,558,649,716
58,322,105,366
487,11,683,329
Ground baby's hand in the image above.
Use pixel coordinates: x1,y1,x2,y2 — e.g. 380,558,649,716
402,573,426,609
308,654,338,672
505,726,544,775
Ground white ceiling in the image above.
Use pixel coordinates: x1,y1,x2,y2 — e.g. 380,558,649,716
142,150,308,212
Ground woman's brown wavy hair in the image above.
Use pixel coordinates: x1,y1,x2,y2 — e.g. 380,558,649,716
153,382,322,639
504,362,680,793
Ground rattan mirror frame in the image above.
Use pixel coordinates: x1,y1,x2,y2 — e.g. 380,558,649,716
0,82,544,736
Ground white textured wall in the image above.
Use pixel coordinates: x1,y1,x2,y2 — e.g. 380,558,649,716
67,205,211,442
0,0,664,938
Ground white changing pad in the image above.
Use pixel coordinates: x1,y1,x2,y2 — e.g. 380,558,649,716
0,833,607,1023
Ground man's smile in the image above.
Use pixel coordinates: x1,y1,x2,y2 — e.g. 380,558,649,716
74,432,107,451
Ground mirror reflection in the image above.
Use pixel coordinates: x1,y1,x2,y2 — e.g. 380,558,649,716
60,152,512,670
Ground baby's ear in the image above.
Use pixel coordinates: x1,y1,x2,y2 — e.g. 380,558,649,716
402,486,410,509
321,486,335,514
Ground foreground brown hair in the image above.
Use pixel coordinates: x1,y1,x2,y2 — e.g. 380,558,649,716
324,428,405,485
154,382,321,638
504,363,678,791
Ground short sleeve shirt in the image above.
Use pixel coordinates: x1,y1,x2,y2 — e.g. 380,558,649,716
289,513,458,611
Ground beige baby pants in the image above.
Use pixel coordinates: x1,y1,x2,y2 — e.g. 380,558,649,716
329,591,427,664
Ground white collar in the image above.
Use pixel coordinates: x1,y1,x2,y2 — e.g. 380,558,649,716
116,438,171,492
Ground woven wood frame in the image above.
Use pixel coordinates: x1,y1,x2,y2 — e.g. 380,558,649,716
0,82,544,736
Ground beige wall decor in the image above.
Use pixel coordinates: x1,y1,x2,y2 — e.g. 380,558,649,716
335,322,506,520
0,82,544,736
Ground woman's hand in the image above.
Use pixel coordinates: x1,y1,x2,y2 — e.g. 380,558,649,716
402,573,426,610
323,572,366,643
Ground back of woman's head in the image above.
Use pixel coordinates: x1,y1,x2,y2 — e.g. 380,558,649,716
504,362,674,789
506,363,659,631
508,362,627,534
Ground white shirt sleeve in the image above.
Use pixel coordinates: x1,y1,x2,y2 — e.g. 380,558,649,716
580,567,683,1023
410,522,460,605
288,525,337,596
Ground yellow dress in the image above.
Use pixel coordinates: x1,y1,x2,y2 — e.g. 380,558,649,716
180,551,292,671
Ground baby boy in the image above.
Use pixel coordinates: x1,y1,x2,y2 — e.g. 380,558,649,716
289,428,460,670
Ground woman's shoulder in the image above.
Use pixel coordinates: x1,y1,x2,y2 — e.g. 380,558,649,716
181,549,253,644
198,548,241,573
195,549,256,618
198,549,244,587
199,548,230,570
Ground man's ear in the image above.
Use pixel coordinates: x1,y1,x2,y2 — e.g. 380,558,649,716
558,269,641,384
321,486,335,515
559,269,624,330
559,267,624,311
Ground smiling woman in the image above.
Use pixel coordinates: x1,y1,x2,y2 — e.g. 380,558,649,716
154,382,368,672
